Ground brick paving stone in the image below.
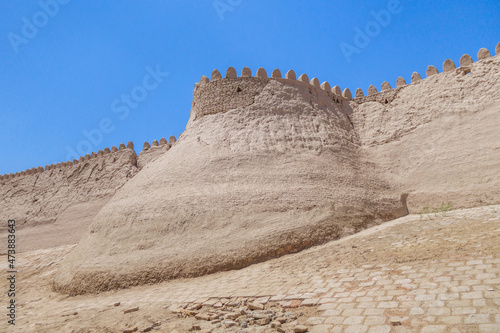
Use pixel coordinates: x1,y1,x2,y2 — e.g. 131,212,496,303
434,276,452,282
323,316,344,325
474,285,494,291
452,307,477,315
367,325,391,333
421,325,446,333
416,294,436,301
473,299,487,306
313,288,330,294
364,309,385,316
301,298,320,307
396,295,414,302
357,301,378,310
309,325,332,333
321,309,342,317
317,303,337,311
448,300,471,307
485,290,500,298
343,315,365,325
342,308,364,316
357,296,374,302
420,282,439,289
378,301,399,308
437,293,459,300
387,290,406,296
364,316,386,325
421,300,444,308
427,308,451,316
270,295,286,302
336,302,356,310
337,297,355,303
256,296,270,304
9,205,500,333
479,324,500,332
306,317,326,325
462,280,483,286
283,300,302,308
285,294,302,300
410,307,425,315
437,315,462,324
462,291,484,299
318,298,335,304
400,301,419,308
344,325,368,333
464,313,491,324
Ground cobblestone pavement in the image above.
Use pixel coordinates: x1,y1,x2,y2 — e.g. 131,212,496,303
2,205,499,332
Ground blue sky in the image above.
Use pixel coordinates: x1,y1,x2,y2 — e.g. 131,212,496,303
0,0,499,174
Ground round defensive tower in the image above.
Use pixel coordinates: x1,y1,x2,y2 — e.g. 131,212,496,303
54,67,406,295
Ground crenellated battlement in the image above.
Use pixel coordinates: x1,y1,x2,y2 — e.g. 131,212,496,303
2,134,180,182
190,66,349,122
3,43,498,182
190,43,499,118
352,43,499,102
140,135,177,153
0,133,180,233
137,135,178,169
0,141,137,183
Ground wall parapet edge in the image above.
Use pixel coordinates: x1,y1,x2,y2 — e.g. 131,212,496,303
351,44,498,102
192,43,498,107
1,142,138,183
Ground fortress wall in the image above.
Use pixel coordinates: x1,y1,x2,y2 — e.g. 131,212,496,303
352,43,499,102
53,69,409,294
189,42,498,116
350,45,500,212
3,43,498,290
190,67,346,123
52,44,499,294
0,145,139,232
137,136,177,169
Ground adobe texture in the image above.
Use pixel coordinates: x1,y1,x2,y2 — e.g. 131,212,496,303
53,68,407,295
1,44,498,295
0,140,178,253
0,148,138,231
55,47,500,294
0,148,139,253
351,53,500,212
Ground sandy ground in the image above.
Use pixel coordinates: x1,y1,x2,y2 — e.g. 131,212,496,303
1,204,499,332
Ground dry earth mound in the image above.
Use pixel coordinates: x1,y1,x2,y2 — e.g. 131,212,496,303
54,72,407,295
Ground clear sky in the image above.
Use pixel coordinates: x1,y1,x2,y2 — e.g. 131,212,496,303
0,0,499,174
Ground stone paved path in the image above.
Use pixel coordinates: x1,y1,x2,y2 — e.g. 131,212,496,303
2,205,499,332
